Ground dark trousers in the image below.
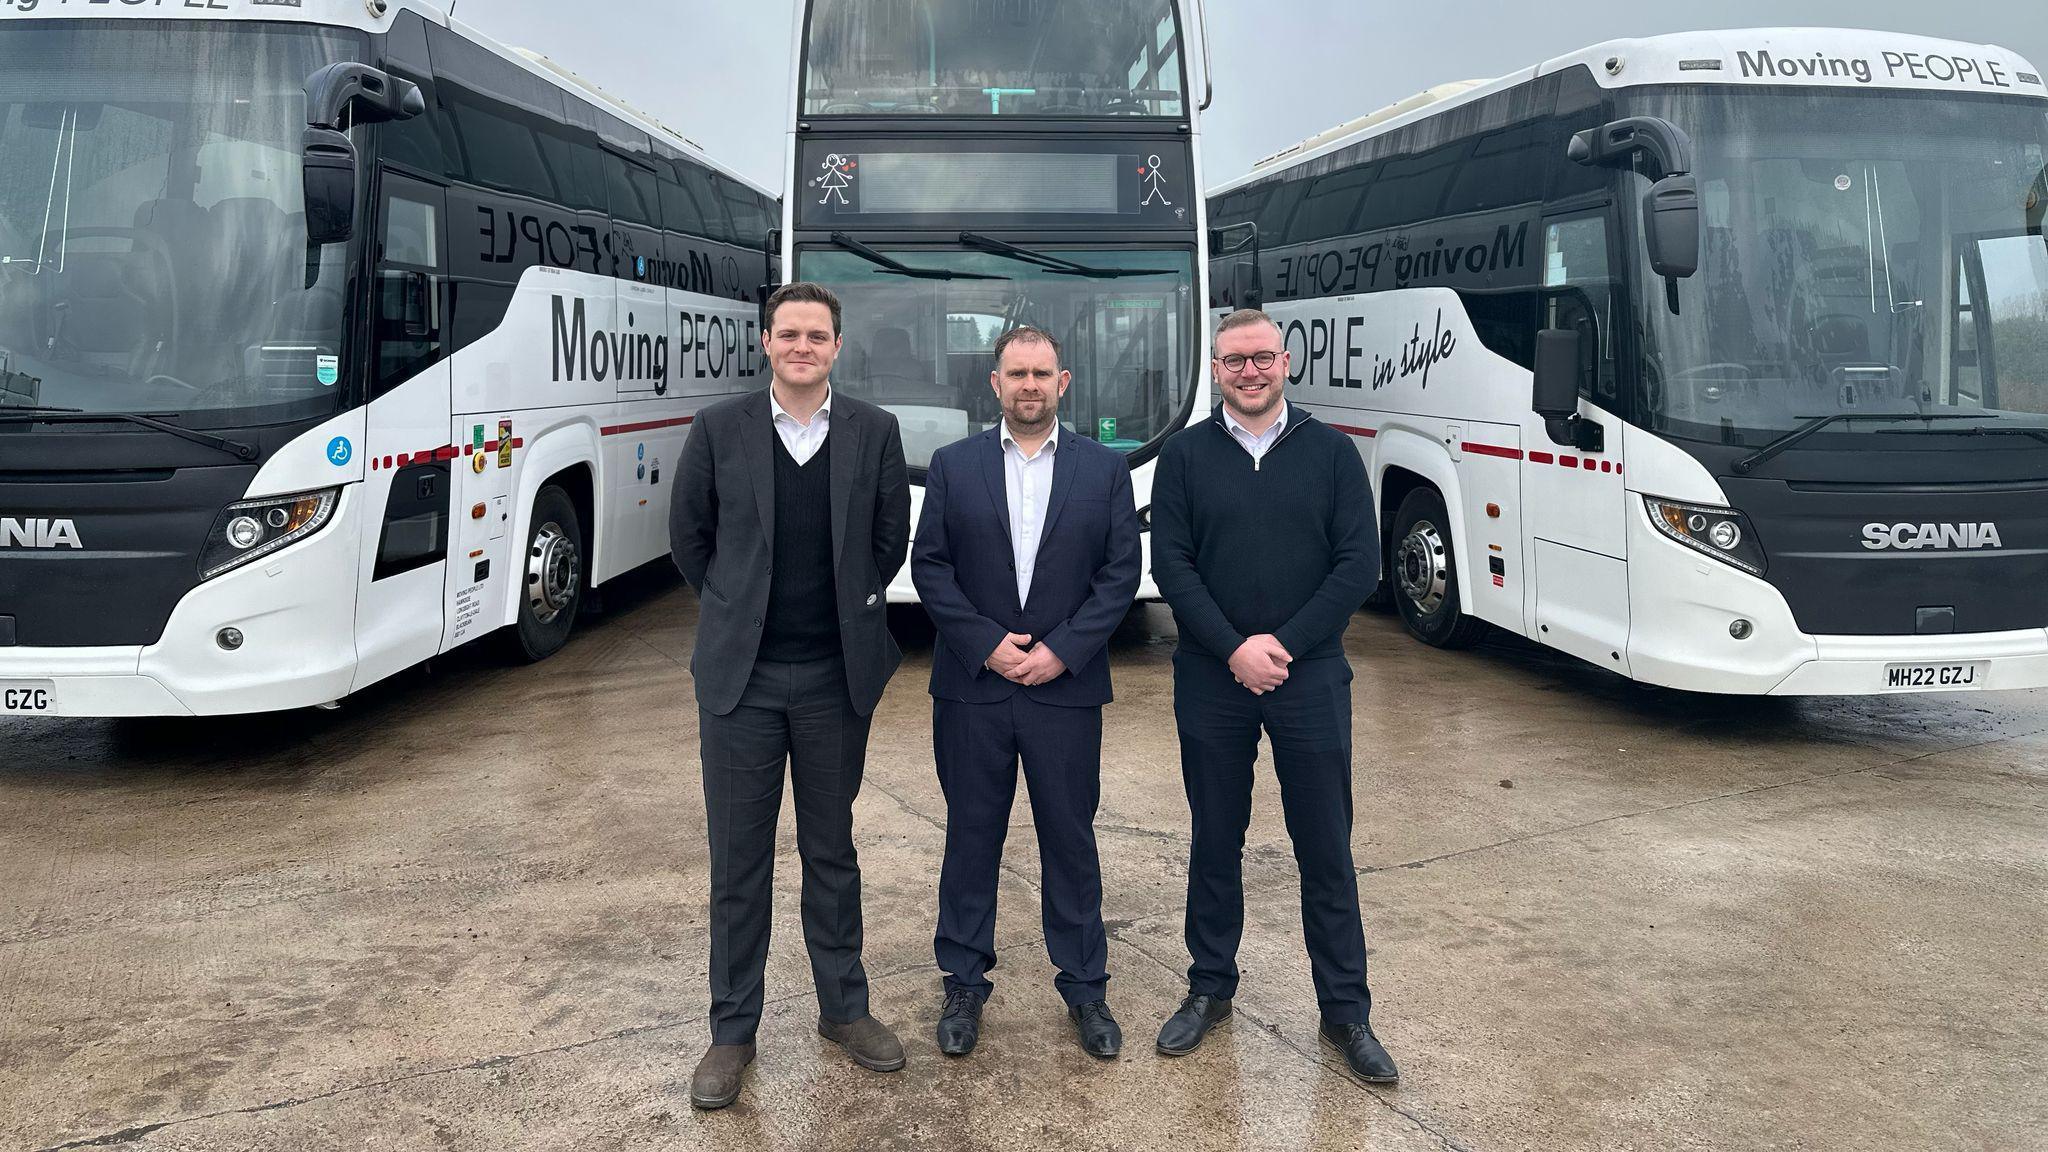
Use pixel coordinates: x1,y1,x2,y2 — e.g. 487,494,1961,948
700,655,871,1044
1174,652,1371,1025
933,693,1108,1008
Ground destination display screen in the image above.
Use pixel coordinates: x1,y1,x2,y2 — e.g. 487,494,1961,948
797,140,1194,228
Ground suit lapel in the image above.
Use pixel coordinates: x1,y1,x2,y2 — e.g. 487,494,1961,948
829,399,861,564
1033,429,1079,563
740,390,775,545
980,426,1013,540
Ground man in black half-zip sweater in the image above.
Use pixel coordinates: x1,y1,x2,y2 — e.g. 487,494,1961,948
1148,307,1399,1085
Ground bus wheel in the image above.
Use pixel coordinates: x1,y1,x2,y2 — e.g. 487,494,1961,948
1391,487,1489,650
512,485,584,663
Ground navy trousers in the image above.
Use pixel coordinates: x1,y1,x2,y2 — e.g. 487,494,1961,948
1173,652,1372,1024
933,693,1108,1007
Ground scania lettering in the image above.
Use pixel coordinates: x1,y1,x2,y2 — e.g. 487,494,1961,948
787,0,1215,600
1208,29,2048,695
0,0,780,716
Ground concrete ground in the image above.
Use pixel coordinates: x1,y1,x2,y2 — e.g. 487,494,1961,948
2,568,2045,1152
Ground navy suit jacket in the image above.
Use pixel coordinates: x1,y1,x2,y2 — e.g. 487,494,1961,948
912,425,1141,708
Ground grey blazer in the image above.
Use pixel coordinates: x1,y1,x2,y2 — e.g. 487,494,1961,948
669,387,912,717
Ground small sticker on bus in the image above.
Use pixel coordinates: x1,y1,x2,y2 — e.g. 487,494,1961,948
317,355,339,386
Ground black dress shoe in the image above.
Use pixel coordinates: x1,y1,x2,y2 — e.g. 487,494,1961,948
1068,1000,1122,1059
1156,993,1233,1056
1318,1020,1399,1084
936,988,983,1057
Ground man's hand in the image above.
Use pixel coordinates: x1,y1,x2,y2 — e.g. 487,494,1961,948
1006,643,1068,687
1228,634,1292,695
986,632,1033,676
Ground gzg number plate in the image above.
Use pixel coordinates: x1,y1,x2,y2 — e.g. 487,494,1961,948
1,681,57,715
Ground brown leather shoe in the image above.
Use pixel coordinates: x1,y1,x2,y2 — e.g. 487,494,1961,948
818,1014,906,1072
689,1042,755,1110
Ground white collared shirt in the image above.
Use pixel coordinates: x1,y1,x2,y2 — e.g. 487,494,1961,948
1223,402,1289,467
770,384,833,465
1001,422,1060,605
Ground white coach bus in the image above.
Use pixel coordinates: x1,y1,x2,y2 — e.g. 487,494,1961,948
785,0,1216,600
1208,30,2048,695
0,1,778,717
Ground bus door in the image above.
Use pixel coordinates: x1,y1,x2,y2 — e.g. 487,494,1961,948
355,171,454,689
1524,211,1632,672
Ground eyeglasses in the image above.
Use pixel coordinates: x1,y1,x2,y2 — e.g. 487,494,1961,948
1213,351,1281,373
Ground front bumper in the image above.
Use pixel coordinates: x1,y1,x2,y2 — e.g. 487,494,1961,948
1624,508,2048,695
0,491,364,717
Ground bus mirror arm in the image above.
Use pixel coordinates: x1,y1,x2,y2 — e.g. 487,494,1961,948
302,65,426,247
1569,117,1700,289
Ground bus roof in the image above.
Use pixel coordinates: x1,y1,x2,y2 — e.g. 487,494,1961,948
1227,27,2047,191
0,0,773,199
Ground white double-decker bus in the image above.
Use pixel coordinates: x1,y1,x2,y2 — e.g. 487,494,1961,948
786,0,1215,600
1209,30,2048,694
0,0,778,717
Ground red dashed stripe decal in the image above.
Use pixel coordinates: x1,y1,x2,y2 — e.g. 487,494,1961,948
370,439,527,470
1462,442,1524,461
602,416,695,437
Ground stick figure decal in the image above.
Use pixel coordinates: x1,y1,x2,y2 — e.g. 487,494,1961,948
1139,154,1171,207
812,153,856,206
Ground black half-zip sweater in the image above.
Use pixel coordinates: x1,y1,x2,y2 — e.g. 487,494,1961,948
1150,403,1379,664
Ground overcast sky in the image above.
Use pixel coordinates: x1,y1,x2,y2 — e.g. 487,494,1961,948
449,0,2048,188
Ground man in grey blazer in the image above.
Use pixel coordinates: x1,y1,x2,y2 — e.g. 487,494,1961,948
669,282,913,1110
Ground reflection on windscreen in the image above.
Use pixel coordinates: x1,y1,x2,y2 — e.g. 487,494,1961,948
803,0,1185,117
0,24,361,422
1638,89,2048,439
801,247,1195,468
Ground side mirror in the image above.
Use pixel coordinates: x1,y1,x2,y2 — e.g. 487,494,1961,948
301,63,425,248
1644,174,1700,280
1232,259,1264,311
1532,328,1582,418
303,127,358,246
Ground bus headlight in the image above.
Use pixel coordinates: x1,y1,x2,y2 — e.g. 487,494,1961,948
201,488,340,581
1644,496,1766,576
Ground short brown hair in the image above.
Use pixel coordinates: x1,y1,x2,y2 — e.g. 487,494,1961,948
993,325,1061,367
766,282,843,336
1216,308,1281,341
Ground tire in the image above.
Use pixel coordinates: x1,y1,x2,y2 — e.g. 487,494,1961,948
1389,487,1490,650
510,485,584,663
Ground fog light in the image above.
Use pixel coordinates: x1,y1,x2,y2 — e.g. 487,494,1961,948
1709,520,1743,550
217,627,245,651
226,516,264,550
1729,619,1754,640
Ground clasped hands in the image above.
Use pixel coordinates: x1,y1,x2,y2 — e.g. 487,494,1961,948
985,632,1067,687
1229,634,1292,695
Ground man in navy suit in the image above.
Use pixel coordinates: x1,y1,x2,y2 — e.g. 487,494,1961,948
911,325,1142,1060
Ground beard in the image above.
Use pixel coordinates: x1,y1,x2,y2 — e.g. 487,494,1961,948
1224,380,1282,420
1004,397,1058,435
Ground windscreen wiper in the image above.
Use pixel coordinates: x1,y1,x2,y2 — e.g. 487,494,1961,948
1732,412,1980,474
958,232,1174,278
0,405,259,461
1875,423,2048,446
827,232,1005,281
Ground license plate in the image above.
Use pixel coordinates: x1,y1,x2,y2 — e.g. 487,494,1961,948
1883,662,1988,691
1,680,57,715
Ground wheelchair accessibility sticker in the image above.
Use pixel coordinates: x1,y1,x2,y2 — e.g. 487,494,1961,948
327,437,353,467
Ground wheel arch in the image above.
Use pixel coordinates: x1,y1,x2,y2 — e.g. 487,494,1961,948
1374,428,1476,614
502,424,601,629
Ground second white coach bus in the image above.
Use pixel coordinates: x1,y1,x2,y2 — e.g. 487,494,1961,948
786,0,1215,600
1208,30,2048,694
0,0,777,717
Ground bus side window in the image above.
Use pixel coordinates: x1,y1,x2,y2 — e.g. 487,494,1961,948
1543,215,1618,404
374,181,445,397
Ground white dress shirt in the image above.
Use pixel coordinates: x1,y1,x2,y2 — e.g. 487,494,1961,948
1001,422,1060,605
1222,402,1289,468
769,384,833,465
